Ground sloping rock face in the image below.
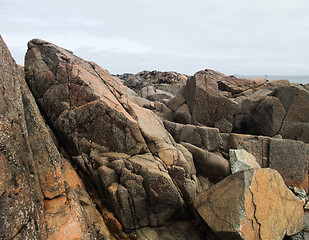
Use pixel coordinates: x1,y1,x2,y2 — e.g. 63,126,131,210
0,35,45,240
0,36,114,239
25,39,198,230
194,168,305,240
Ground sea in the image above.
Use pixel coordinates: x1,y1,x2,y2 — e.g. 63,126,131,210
235,75,309,85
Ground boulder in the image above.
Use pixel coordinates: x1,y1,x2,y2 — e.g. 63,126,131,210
182,70,240,127
141,86,175,102
275,86,309,143
194,168,305,240
220,133,271,167
242,96,286,136
229,149,261,173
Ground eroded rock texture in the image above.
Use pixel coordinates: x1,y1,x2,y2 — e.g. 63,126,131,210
24,39,199,230
0,36,114,239
194,168,305,240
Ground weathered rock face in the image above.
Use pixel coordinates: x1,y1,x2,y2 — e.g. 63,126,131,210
0,35,45,240
194,168,305,240
165,69,309,143
0,36,114,239
3,35,308,239
25,39,198,230
275,86,309,142
182,70,241,128
221,133,309,191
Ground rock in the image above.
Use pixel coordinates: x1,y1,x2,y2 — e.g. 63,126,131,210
128,220,205,240
118,70,188,96
222,133,309,191
275,86,309,143
174,103,192,124
25,39,149,156
163,120,222,152
220,133,271,167
181,142,230,179
25,39,198,230
183,70,240,127
229,149,261,173
194,168,305,240
141,86,175,102
1,35,46,240
153,101,173,121
269,138,309,190
243,96,286,136
214,117,233,133
0,35,114,239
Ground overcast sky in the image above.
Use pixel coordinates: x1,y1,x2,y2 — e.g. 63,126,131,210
1,0,309,75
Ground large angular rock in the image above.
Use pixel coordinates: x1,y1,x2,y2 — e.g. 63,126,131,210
241,96,286,136
0,36,114,239
275,86,309,143
25,39,198,230
182,70,240,127
221,133,309,191
194,168,305,240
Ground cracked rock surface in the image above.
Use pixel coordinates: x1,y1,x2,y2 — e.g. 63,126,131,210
0,35,115,239
194,168,305,240
24,39,199,231
2,35,308,240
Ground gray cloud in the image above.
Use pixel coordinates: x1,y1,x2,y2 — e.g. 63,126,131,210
1,0,308,75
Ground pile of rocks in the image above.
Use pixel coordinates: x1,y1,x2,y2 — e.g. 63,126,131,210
1,36,308,240
116,70,188,102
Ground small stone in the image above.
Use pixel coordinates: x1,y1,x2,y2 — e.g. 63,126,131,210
229,149,260,173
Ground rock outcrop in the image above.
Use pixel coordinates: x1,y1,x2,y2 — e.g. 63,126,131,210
24,39,198,231
0,35,115,239
194,168,305,240
1,35,308,240
165,69,309,143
